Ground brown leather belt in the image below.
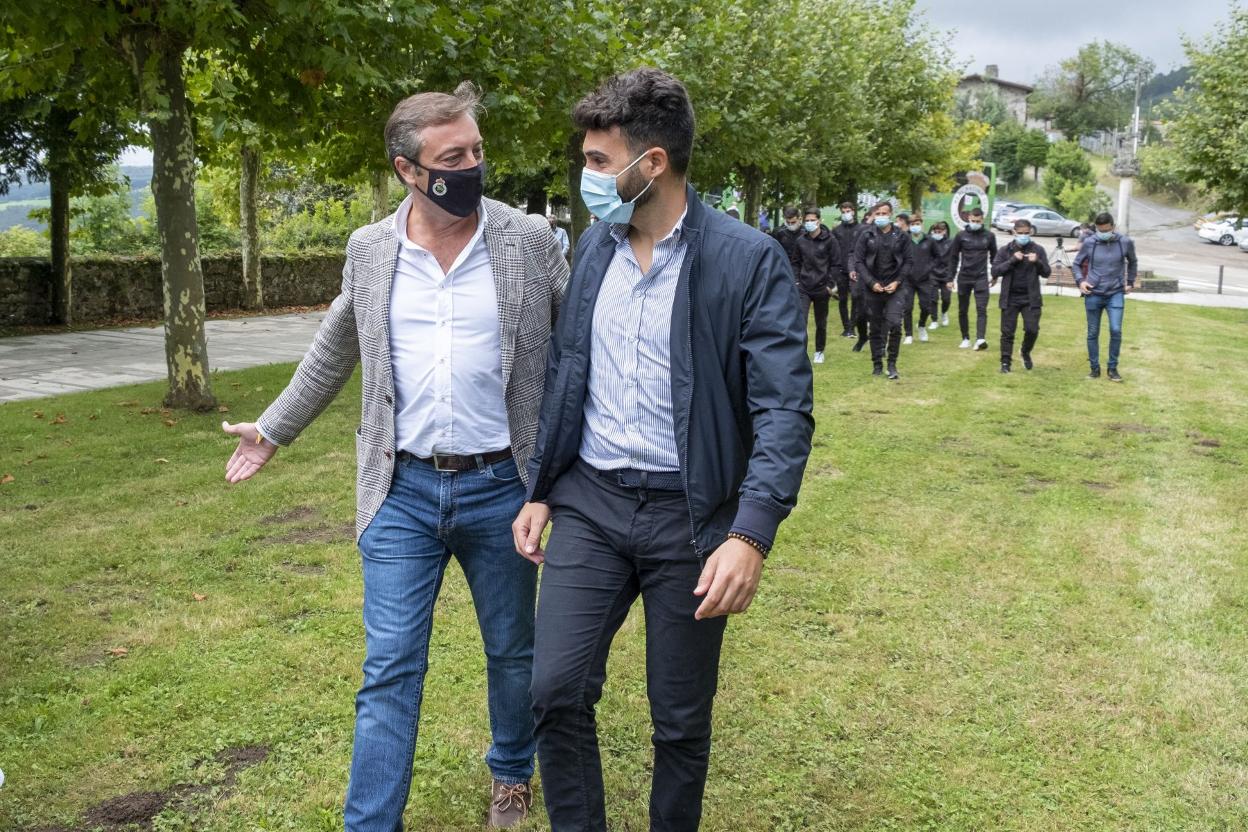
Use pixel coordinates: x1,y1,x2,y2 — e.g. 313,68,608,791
398,447,513,472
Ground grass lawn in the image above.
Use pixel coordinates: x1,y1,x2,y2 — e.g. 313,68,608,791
2,295,1247,831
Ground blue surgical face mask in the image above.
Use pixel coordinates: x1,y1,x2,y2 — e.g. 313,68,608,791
874,215,891,228
910,225,923,236
803,220,819,233
1015,234,1031,246
930,233,945,241
841,211,856,223
579,152,654,224
967,221,983,231
1096,230,1114,241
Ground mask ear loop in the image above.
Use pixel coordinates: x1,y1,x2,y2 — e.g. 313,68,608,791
618,150,657,207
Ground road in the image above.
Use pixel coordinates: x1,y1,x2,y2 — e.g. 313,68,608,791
996,185,1248,296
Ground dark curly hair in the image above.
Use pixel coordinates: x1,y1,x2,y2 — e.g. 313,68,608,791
572,68,695,174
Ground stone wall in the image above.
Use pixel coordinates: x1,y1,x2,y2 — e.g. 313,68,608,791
0,253,346,327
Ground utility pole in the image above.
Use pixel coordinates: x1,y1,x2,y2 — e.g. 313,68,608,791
1112,73,1143,235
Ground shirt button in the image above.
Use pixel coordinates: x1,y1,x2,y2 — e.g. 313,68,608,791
633,290,642,299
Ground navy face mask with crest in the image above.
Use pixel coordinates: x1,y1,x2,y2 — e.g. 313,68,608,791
407,158,485,218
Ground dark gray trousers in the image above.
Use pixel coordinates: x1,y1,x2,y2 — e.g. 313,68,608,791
530,462,728,832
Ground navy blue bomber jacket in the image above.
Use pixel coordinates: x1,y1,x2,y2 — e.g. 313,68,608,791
525,183,815,556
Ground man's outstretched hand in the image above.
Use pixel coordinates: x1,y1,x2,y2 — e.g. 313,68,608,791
222,421,278,483
693,537,764,620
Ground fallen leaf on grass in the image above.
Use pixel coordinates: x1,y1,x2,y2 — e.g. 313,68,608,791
33,410,43,419
51,414,67,425
89,413,98,421
174,499,188,507
1,474,14,485
155,458,169,464
117,400,141,407
217,405,230,413
163,419,178,427
107,647,129,657
192,593,207,602
140,407,158,415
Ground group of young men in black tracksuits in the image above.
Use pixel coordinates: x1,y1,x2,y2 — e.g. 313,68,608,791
775,201,1052,379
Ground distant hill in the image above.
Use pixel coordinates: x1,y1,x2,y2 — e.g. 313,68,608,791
1142,66,1191,115
0,165,153,230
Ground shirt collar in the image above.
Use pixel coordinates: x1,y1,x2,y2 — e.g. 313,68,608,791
393,193,488,251
609,204,688,247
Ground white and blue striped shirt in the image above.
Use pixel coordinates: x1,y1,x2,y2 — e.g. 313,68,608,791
579,210,688,472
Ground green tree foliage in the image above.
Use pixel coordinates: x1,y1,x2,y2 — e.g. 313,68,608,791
954,88,1010,126
0,52,132,324
0,226,48,256
1169,8,1248,214
1016,129,1050,182
1043,140,1095,207
1057,181,1111,222
1136,144,1193,202
982,122,1025,185
1029,42,1155,139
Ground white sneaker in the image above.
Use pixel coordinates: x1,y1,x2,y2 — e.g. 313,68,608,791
974,339,988,351
959,339,971,349
918,328,929,342
942,314,950,326
813,351,825,364
903,335,913,345
927,321,939,330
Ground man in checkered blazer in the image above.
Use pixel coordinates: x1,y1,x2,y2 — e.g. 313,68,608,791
221,83,568,829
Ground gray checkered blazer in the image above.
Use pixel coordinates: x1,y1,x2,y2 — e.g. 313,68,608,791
256,197,569,541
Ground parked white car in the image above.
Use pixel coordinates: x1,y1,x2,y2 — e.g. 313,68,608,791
1197,216,1243,246
1239,235,1248,253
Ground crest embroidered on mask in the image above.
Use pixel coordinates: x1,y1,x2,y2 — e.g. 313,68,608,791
432,178,448,197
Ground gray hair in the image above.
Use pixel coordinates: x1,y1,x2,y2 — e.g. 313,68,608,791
385,81,483,179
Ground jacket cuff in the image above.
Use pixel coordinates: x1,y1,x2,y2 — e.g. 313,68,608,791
730,496,786,553
524,460,546,502
255,412,293,447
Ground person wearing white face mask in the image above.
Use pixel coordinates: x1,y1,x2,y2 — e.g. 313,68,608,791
947,205,998,350
991,218,1051,373
514,68,812,832
793,207,842,363
1072,211,1137,381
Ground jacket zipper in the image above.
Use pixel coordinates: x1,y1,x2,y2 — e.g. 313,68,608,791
679,235,701,561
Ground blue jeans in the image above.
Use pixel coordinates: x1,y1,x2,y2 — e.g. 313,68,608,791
1085,291,1125,370
344,455,537,832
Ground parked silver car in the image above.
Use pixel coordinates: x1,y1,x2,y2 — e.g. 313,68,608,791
1004,207,1082,237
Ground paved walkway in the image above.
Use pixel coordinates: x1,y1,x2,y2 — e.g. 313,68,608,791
2,289,1246,404
0,312,325,403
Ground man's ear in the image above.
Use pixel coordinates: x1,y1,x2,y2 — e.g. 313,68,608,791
644,147,670,180
394,156,422,189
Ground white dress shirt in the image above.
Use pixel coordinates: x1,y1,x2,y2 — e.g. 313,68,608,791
389,195,511,456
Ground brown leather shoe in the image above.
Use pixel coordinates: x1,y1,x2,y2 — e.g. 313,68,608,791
488,780,533,828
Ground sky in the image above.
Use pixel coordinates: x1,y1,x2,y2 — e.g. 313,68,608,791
914,0,1236,85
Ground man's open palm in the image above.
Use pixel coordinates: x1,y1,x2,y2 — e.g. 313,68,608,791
222,421,278,483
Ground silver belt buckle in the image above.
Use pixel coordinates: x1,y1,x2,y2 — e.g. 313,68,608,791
432,453,455,472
